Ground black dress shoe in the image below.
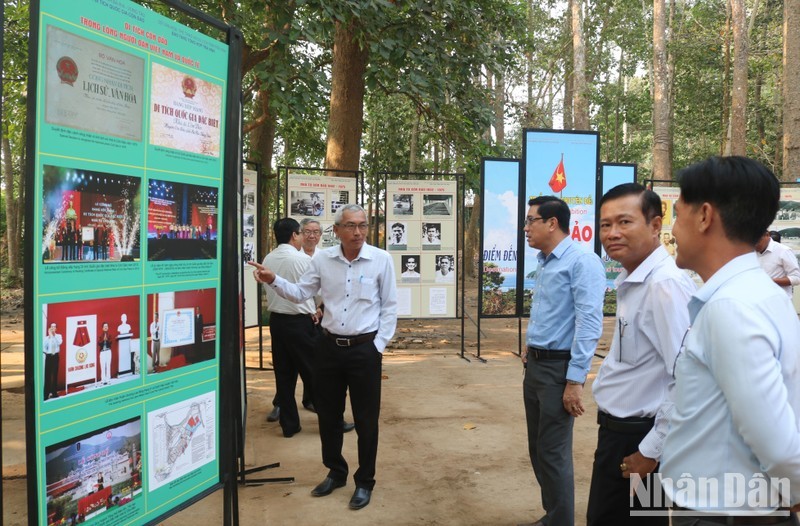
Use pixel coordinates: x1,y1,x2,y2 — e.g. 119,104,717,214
311,477,346,497
349,487,371,510
303,402,317,413
266,405,280,422
282,426,301,438
342,421,355,433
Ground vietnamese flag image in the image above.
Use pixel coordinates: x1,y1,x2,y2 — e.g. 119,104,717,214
548,155,567,193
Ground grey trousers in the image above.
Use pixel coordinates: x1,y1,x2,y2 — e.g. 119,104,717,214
523,357,574,526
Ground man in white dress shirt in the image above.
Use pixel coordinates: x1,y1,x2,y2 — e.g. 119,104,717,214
43,322,63,399
261,217,317,438
661,156,800,524
589,183,695,525
755,230,800,299
250,204,397,511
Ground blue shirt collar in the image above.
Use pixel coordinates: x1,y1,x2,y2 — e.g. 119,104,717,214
537,235,572,263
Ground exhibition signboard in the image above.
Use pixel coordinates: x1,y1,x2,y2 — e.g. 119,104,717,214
386,179,458,318
27,0,238,524
286,173,357,249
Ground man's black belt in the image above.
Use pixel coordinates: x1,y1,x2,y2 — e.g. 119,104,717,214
597,411,655,434
270,312,313,318
322,329,377,348
527,346,571,360
672,506,792,525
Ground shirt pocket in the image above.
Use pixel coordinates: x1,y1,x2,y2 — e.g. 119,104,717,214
618,322,640,365
356,277,376,301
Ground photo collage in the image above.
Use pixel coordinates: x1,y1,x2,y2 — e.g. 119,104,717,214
286,173,357,249
386,180,458,318
34,2,228,523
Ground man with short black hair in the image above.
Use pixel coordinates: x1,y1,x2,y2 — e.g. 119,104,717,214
589,183,695,526
261,217,316,438
755,229,800,299
661,156,800,524
519,195,605,526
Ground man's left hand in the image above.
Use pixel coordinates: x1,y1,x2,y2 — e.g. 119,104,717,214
562,383,584,417
620,451,657,480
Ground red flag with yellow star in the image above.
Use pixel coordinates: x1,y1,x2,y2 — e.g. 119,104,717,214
548,155,567,193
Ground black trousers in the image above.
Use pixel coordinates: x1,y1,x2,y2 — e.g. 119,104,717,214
44,353,59,398
269,313,316,434
314,337,382,490
586,419,668,526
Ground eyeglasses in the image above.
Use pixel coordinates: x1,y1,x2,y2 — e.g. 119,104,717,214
524,217,547,226
302,229,322,236
338,223,369,232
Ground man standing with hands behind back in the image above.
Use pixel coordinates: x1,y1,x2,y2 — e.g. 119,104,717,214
249,204,397,511
519,196,605,526
589,184,695,525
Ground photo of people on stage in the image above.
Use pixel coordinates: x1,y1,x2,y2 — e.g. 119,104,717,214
146,179,218,261
41,165,141,264
45,417,142,525
41,295,141,401
146,289,216,374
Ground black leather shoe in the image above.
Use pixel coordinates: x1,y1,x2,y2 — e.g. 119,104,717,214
282,426,301,438
266,405,280,422
342,421,355,433
349,487,371,510
311,477,346,497
303,402,317,413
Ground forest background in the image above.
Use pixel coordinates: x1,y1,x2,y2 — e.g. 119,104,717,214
2,0,800,288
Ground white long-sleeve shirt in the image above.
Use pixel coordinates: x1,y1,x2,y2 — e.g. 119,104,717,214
757,238,800,298
661,253,800,512
269,243,397,352
593,245,695,459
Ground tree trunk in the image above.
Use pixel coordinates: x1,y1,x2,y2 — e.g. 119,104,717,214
721,0,732,155
409,110,421,172
614,49,624,161
571,0,589,130
466,194,480,278
563,7,574,130
730,0,748,156
653,0,672,180
2,134,21,282
784,0,800,181
325,19,369,172
250,88,277,258
494,72,505,146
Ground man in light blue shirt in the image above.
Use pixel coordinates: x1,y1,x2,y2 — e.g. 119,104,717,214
519,196,605,526
662,156,800,525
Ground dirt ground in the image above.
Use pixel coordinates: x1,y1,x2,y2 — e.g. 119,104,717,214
2,285,613,526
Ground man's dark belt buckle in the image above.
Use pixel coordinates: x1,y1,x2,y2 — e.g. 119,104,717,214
335,337,352,347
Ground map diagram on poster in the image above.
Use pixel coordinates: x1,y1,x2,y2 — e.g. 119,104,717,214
147,391,215,491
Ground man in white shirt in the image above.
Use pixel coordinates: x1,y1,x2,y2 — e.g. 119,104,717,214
755,230,800,299
260,218,317,438
250,204,397,511
590,183,695,525
43,322,63,399
661,156,800,524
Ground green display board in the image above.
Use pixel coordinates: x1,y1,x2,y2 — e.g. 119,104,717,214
27,1,236,524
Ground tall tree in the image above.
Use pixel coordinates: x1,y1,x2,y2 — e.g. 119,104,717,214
784,0,800,180
571,0,589,129
730,0,749,155
652,0,672,179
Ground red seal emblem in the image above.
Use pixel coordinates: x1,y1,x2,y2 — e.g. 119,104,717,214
182,76,197,98
56,56,79,86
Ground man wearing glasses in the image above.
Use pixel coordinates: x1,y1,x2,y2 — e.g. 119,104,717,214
661,157,800,524
250,204,397,511
519,196,605,526
589,183,695,525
